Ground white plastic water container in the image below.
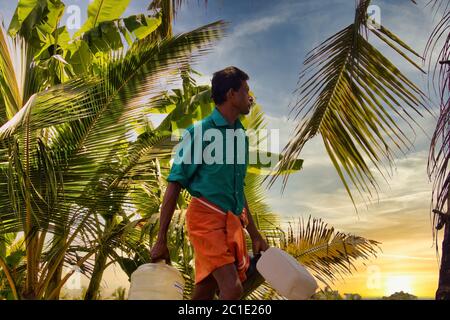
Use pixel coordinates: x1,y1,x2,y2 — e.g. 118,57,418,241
256,247,318,300
128,261,185,300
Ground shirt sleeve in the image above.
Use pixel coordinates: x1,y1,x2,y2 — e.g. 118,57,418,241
167,126,202,188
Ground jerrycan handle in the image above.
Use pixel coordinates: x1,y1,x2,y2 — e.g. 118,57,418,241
254,251,264,259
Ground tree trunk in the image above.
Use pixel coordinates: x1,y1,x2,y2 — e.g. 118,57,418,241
84,249,108,300
436,193,450,300
44,258,64,300
23,121,39,300
43,229,67,300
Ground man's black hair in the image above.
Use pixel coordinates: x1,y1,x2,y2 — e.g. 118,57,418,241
211,66,249,105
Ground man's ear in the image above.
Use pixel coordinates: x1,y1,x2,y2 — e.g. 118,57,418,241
226,88,234,101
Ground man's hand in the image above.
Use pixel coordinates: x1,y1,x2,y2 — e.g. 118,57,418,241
150,239,171,264
251,233,269,255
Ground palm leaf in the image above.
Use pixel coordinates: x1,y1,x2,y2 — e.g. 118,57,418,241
425,0,450,15
268,0,430,208
424,0,450,240
0,22,22,119
281,215,381,288
245,215,380,300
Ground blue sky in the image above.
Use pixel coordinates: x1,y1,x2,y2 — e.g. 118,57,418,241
0,0,443,297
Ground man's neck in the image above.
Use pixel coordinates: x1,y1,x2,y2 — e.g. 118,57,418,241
216,104,239,125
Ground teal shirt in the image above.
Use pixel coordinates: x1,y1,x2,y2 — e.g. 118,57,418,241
167,107,248,215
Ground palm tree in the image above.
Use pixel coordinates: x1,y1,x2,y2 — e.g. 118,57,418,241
0,0,226,299
423,0,450,300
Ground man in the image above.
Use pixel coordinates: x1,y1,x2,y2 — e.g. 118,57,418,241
150,66,269,300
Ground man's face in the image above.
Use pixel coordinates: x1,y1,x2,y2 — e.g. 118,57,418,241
230,80,254,115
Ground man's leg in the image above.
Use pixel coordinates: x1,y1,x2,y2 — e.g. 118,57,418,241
192,273,218,300
241,254,265,299
212,263,243,300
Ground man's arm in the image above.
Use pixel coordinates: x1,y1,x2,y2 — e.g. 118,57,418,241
244,195,269,254
150,181,182,263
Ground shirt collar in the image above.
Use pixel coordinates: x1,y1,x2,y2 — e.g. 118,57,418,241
211,107,245,130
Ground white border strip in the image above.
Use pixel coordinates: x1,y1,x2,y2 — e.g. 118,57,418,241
194,197,227,215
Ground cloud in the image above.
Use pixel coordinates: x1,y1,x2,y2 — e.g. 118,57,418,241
231,11,291,39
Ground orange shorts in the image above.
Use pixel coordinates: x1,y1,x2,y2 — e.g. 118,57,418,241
185,197,250,284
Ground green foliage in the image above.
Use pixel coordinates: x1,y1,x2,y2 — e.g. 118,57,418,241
310,287,343,300
310,287,362,300
8,0,65,45
382,291,418,300
281,216,381,287
74,0,132,38
77,14,162,54
111,286,127,300
0,233,25,300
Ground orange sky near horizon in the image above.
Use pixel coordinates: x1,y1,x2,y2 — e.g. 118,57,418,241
333,247,439,298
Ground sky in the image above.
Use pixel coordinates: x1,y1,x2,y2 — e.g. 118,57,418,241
0,0,444,299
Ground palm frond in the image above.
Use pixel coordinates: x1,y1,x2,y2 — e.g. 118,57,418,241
0,22,22,119
425,0,450,16
281,215,381,287
244,282,284,300
268,0,430,208
56,20,225,164
240,104,285,244
424,1,450,239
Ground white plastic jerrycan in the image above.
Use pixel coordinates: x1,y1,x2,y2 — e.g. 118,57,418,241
256,247,318,300
128,261,185,300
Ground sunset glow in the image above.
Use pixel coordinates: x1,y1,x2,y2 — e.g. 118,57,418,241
385,276,414,296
